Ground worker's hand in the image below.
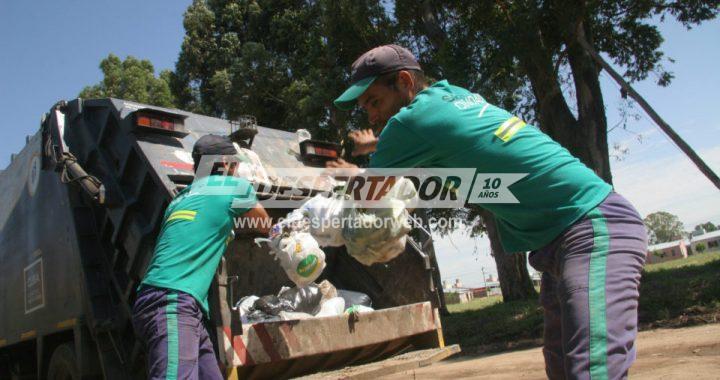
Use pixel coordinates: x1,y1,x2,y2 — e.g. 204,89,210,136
325,158,360,177
348,129,378,156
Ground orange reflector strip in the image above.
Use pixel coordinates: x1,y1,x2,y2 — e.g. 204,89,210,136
20,330,36,340
56,318,77,329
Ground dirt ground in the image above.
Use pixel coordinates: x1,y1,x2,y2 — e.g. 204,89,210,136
386,324,720,379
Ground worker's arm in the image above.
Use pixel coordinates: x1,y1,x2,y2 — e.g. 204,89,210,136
229,178,271,236
235,203,271,236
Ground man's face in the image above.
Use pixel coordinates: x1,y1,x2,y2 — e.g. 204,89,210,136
358,74,412,132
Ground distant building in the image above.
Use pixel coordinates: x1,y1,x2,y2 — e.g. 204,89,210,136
444,287,474,304
646,240,688,264
468,282,501,299
442,278,474,304
690,229,720,253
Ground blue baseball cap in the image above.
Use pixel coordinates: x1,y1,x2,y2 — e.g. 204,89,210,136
334,45,421,110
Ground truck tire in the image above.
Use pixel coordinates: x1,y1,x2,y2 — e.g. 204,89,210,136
47,343,80,380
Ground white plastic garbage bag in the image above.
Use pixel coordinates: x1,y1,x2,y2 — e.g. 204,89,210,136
232,144,271,184
258,232,326,287
315,297,346,317
383,177,419,212
270,208,309,238
341,202,411,266
339,177,416,265
236,295,259,320
301,194,346,247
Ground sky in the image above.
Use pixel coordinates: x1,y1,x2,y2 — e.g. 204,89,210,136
1,1,718,288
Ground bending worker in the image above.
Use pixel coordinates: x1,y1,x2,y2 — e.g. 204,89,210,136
132,135,270,379
327,44,647,379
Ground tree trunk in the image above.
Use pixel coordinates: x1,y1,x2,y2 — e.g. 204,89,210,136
479,209,537,301
519,17,612,184
564,19,612,183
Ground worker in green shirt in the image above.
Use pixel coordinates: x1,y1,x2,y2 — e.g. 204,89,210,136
132,135,270,380
328,45,647,379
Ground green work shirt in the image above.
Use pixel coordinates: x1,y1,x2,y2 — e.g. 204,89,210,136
369,80,612,252
141,175,257,314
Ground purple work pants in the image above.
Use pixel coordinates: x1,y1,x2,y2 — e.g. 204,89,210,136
529,192,647,380
132,286,223,380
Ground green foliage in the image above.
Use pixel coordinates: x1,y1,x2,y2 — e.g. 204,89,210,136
393,0,718,184
695,243,707,253
173,0,395,140
699,222,718,233
169,0,716,237
644,211,686,243
79,54,176,108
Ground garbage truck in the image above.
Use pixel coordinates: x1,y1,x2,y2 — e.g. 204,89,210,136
0,98,457,379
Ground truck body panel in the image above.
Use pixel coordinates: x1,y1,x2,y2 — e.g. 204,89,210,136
0,98,450,379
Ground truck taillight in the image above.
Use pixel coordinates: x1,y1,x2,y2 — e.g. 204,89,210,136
299,140,342,165
133,109,189,137
305,145,338,158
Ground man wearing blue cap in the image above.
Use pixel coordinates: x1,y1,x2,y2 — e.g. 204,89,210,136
328,44,647,379
133,135,270,379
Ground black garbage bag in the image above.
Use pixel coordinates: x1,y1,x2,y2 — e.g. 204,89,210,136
337,289,372,308
253,295,295,316
277,284,323,314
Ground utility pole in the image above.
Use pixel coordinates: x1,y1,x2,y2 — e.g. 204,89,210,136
576,28,720,191
481,267,487,297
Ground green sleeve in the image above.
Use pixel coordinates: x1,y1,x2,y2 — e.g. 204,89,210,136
369,119,435,168
229,178,258,217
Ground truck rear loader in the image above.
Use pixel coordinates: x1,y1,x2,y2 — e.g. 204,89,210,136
0,98,456,379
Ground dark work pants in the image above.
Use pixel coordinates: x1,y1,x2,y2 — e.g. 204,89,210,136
132,286,223,380
529,192,647,380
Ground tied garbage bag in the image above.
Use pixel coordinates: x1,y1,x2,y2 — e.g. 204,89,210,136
253,295,295,316
269,209,309,238
341,177,417,265
276,283,323,314
301,194,346,247
257,232,326,287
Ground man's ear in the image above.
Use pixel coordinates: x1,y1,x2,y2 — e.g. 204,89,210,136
397,70,414,92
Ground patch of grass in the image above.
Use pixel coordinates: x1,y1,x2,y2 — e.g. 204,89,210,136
638,250,720,327
447,295,503,313
442,250,720,352
443,296,543,353
644,249,720,272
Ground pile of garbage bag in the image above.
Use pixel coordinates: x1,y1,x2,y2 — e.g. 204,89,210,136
236,280,374,324
255,177,417,287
